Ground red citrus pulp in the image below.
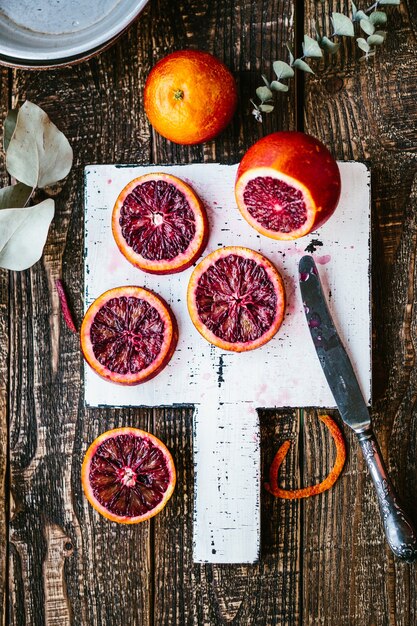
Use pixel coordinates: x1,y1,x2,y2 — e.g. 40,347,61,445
81,427,176,523
112,173,208,274
81,286,177,385
187,246,285,352
144,50,238,145
235,132,341,240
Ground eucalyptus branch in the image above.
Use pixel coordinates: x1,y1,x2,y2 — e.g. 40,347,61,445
252,0,400,122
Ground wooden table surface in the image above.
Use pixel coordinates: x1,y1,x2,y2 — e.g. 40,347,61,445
1,1,417,624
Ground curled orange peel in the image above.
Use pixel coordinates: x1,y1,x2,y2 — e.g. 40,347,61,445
264,414,346,499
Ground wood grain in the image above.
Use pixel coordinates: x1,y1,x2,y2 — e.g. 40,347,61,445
5,0,417,623
8,8,155,624
0,67,10,626
6,0,300,623
153,408,300,625
302,1,417,624
148,0,300,622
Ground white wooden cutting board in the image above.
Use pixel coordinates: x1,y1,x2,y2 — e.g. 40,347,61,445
84,162,371,563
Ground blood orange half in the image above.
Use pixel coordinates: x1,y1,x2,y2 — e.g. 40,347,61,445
112,173,208,274
187,246,285,352
235,132,341,241
81,286,177,385
81,427,176,524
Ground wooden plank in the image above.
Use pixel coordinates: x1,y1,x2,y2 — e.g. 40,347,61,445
302,1,417,624
8,9,156,624
0,66,10,626
154,408,300,625
149,0,300,619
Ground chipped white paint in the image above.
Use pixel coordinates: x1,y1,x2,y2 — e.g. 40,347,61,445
84,162,371,563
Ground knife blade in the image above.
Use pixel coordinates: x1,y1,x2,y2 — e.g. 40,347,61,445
299,254,417,563
298,254,370,432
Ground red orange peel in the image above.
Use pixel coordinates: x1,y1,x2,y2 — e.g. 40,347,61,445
265,414,346,499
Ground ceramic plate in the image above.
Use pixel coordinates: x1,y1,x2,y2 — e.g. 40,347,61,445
0,0,149,68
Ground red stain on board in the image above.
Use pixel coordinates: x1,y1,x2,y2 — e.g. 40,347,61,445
107,179,112,184
316,254,331,265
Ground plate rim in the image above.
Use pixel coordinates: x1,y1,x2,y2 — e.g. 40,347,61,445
0,0,148,66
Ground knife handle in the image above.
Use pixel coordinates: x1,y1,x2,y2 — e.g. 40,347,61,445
357,428,417,562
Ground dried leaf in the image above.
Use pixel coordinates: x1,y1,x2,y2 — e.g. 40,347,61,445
270,80,289,92
331,12,355,37
3,109,18,152
293,58,315,74
6,101,73,188
321,37,341,54
0,199,54,270
302,34,323,58
256,86,273,102
0,183,33,210
357,37,371,53
360,18,375,36
370,11,387,26
273,60,294,80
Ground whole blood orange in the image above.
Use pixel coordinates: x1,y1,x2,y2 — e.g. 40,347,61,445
235,132,341,240
187,246,285,352
81,427,176,523
144,50,238,145
112,173,208,274
81,286,177,385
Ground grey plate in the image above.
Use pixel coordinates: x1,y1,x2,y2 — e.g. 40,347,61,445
0,0,149,67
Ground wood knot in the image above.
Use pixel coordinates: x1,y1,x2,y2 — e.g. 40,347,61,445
325,77,344,94
63,541,74,555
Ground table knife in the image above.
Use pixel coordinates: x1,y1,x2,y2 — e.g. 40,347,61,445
299,254,417,563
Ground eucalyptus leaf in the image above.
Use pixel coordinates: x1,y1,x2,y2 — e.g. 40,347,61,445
321,37,341,54
367,33,385,45
379,0,400,5
270,81,289,92
370,11,387,26
286,43,295,66
313,20,322,42
355,10,368,20
256,86,273,102
293,58,315,74
3,109,18,152
0,199,54,271
360,18,375,36
261,74,270,88
6,101,73,189
259,104,275,113
331,12,355,37
273,60,294,80
351,0,357,18
303,34,323,58
0,183,33,210
357,37,371,52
